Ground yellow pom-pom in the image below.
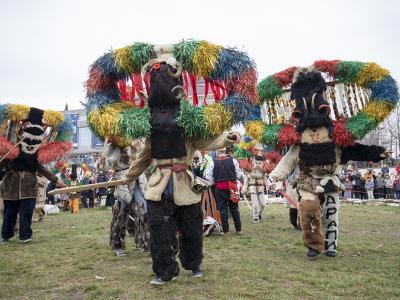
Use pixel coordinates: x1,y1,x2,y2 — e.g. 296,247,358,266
43,110,64,127
113,46,134,74
192,41,222,78
356,62,389,86
204,103,232,135
363,101,393,123
8,104,29,122
245,121,264,141
88,102,134,138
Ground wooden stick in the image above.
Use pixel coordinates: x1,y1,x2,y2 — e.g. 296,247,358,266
242,194,253,211
48,179,125,195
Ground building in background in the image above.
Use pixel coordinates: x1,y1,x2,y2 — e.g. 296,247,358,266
62,107,103,165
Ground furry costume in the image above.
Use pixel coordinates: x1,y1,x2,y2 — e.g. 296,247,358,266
122,63,241,282
102,142,149,253
0,107,68,242
271,71,388,257
84,40,256,283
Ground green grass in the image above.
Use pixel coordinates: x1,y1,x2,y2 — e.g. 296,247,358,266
0,205,399,300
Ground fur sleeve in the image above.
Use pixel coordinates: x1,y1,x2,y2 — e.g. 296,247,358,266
124,139,152,183
193,132,239,151
270,146,300,180
341,143,385,164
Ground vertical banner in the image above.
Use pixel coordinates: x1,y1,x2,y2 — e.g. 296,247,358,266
64,113,79,149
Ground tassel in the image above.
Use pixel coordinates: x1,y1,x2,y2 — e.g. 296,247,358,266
119,80,127,101
189,73,198,106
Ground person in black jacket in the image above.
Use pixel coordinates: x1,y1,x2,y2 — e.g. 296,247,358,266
206,148,243,235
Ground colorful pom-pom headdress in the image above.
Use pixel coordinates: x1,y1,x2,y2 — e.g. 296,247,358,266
0,103,73,164
246,60,399,149
85,40,258,146
233,136,282,173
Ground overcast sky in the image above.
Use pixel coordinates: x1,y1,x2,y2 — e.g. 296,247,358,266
0,0,399,111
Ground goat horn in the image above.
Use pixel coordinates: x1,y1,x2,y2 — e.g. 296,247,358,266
311,93,317,110
167,62,183,79
302,97,308,110
171,85,185,99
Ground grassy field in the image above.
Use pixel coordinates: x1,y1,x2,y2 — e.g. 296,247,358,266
0,204,399,300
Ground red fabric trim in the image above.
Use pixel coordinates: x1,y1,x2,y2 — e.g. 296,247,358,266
203,78,209,105
129,75,136,104
215,181,230,190
119,80,127,101
182,71,189,95
189,73,198,106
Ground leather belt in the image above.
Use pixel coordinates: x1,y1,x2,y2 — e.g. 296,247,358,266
157,163,189,173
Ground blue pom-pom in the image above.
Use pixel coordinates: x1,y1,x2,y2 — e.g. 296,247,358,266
92,51,125,80
369,75,399,104
85,87,120,112
243,136,252,143
210,48,256,81
246,105,261,121
221,94,251,124
0,104,8,125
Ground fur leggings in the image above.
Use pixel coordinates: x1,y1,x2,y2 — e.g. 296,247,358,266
298,190,339,253
147,179,203,281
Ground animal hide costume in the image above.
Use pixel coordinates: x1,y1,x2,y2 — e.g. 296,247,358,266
235,140,282,223
0,106,70,242
84,40,257,283
271,71,388,257
102,142,149,254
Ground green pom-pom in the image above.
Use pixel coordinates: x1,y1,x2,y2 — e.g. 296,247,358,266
258,76,283,103
131,42,156,73
337,61,365,83
119,107,151,139
346,112,378,140
173,39,200,72
176,101,210,139
234,148,253,159
262,124,282,148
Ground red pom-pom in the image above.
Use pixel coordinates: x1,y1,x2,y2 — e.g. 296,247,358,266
225,69,258,103
266,151,282,164
274,66,297,87
85,67,116,92
38,142,72,164
396,165,400,174
0,136,20,159
239,159,252,172
277,125,300,149
332,119,354,147
313,60,340,77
